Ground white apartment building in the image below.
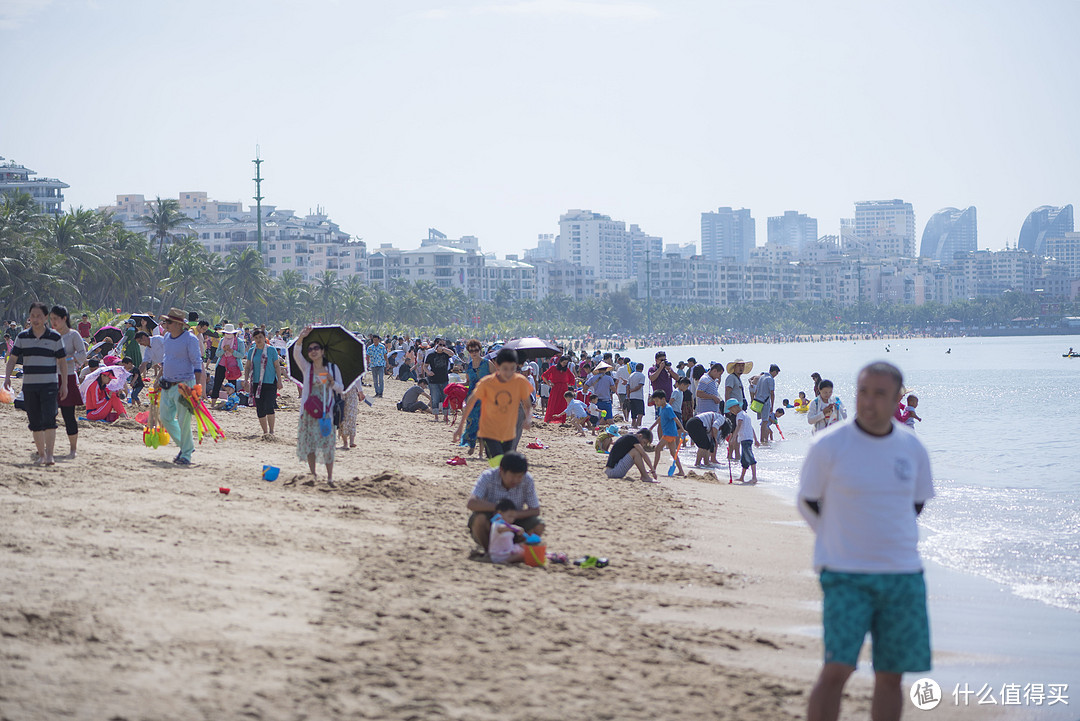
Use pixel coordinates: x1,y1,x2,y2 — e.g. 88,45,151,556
628,224,663,278
767,211,818,253
479,256,536,302
556,209,632,282
366,243,483,297
99,191,363,283
854,199,917,258
0,157,68,214
525,234,557,262
422,228,481,252
530,258,598,302
700,207,755,263
1046,233,1080,279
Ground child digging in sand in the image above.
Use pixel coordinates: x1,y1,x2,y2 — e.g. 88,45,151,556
648,390,685,477
488,499,526,564
563,390,590,436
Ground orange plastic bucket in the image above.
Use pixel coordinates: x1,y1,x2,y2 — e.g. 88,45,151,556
523,543,546,567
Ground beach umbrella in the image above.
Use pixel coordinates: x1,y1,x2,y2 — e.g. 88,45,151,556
287,325,367,393
501,337,562,361
93,325,123,343
129,313,158,330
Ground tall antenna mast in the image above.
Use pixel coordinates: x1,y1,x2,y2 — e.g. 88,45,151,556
253,146,264,253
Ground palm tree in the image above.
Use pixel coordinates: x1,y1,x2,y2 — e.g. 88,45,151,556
138,197,191,261
339,275,371,324
313,270,342,322
371,288,392,324
160,237,215,312
221,247,270,319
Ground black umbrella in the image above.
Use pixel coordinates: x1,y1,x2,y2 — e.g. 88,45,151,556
287,325,367,393
130,313,158,330
93,325,123,343
500,337,562,361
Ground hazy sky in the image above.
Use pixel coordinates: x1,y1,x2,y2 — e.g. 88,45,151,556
3,0,1078,256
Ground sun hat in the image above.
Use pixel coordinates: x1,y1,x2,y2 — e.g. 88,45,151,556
594,361,613,371
726,358,753,374
222,323,239,334
725,398,742,411
159,307,187,324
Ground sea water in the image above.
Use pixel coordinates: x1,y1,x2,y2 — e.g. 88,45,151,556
625,335,1080,715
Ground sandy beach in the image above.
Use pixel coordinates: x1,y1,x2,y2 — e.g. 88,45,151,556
1,376,991,720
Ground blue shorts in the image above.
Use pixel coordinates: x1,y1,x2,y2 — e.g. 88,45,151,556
739,439,756,468
820,570,931,673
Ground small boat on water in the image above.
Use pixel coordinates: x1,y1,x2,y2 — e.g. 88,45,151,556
1065,348,1080,358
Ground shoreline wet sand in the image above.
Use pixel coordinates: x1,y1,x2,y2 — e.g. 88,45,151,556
1,376,991,720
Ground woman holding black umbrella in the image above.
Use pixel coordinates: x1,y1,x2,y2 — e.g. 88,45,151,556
293,326,344,486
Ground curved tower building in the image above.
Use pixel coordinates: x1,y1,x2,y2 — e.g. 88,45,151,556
1018,205,1073,256
919,206,977,261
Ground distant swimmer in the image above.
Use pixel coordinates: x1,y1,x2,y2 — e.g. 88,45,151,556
946,348,951,354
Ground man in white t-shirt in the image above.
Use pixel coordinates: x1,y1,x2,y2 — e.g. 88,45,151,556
797,362,934,721
626,363,647,427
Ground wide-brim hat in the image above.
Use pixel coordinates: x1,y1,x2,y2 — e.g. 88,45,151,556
159,307,186,324
726,358,753,374
725,398,742,411
594,362,613,371
222,323,239,334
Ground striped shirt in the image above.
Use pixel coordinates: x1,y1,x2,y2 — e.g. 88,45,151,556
696,376,721,413
12,328,65,388
470,468,540,510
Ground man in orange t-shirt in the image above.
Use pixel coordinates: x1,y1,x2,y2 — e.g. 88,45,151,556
454,347,533,459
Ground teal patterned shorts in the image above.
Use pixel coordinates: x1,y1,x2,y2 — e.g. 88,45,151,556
820,570,931,673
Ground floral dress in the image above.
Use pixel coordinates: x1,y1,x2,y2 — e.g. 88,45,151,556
461,357,490,449
295,358,343,465
340,386,362,438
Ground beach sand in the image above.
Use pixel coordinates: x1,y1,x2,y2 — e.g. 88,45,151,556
1,377,982,720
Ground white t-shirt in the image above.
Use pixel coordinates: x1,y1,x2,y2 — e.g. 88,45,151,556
903,405,917,428
797,419,934,573
489,517,522,564
735,410,755,442
565,399,588,418
695,411,724,431
627,371,646,400
614,364,630,394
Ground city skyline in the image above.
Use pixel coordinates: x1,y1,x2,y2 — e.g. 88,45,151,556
3,1,1079,256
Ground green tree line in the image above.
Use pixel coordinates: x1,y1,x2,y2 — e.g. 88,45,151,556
2,194,1073,337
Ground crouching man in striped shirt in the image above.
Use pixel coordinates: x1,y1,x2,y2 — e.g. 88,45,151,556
466,451,545,554
4,302,70,466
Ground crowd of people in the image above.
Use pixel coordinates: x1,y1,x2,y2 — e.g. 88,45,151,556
2,300,938,721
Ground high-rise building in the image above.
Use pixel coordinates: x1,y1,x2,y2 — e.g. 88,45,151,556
766,210,818,252
700,207,755,263
556,209,633,281
854,199,916,257
919,206,978,262
1018,205,1073,256
628,224,663,278
0,157,68,214
524,234,556,261
1046,232,1080,280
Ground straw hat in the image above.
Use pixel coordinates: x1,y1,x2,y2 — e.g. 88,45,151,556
594,361,613,372
726,358,753,374
159,307,186,324
222,323,239,334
